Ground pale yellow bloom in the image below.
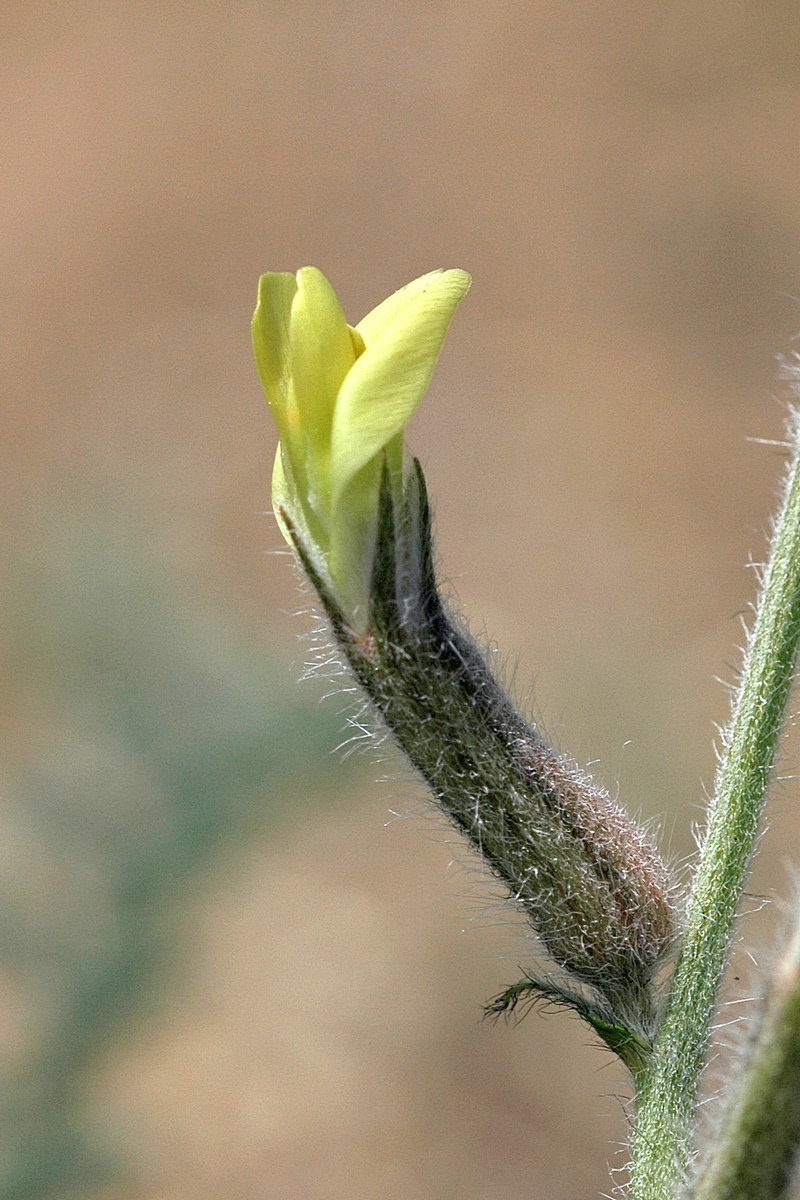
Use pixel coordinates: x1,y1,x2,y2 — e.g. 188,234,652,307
253,266,470,626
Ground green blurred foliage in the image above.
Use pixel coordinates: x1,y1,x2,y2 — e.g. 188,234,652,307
0,499,351,1199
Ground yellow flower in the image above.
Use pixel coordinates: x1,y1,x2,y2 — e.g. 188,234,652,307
253,266,470,627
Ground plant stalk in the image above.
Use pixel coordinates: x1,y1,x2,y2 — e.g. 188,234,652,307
690,909,800,1200
631,414,800,1199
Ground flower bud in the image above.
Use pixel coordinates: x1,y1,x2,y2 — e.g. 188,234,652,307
253,266,470,629
255,267,676,1071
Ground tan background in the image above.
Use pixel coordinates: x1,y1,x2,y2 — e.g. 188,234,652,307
4,2,800,1196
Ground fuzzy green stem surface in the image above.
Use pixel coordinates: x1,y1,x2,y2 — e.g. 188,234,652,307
631,419,800,1200
690,913,800,1200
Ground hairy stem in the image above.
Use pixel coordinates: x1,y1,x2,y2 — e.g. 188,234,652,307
631,414,800,1199
690,910,800,1200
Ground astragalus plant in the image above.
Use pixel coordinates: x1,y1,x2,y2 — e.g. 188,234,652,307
253,264,800,1200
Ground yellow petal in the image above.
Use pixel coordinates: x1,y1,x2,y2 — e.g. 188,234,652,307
271,442,333,575
252,272,297,447
271,443,295,548
348,324,366,358
330,269,470,500
328,455,385,623
289,267,355,461
355,268,470,348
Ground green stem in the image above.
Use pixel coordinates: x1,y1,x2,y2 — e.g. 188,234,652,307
631,415,800,1199
690,911,800,1200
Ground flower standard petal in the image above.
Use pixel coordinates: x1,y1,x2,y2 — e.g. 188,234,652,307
326,270,469,623
355,268,471,351
330,268,471,498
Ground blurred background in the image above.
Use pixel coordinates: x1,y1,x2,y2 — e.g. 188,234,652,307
3,2,800,1196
